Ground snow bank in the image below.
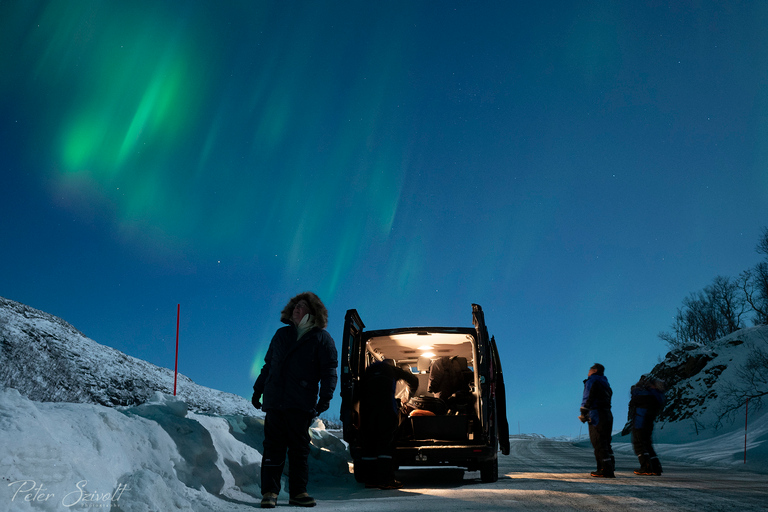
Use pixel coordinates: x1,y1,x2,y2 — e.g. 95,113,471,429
612,409,768,473
0,389,352,511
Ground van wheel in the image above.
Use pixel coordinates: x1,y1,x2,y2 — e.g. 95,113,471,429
480,456,498,483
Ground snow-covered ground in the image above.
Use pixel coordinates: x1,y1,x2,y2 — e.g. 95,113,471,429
2,386,765,511
0,388,351,511
612,410,768,473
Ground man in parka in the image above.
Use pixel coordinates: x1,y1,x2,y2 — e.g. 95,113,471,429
628,375,666,475
252,292,338,508
579,363,615,478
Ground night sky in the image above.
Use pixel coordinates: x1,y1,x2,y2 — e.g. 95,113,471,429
2,1,767,437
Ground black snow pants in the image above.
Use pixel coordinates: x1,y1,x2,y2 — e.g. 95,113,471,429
261,409,313,496
589,409,614,474
632,425,661,474
359,403,398,485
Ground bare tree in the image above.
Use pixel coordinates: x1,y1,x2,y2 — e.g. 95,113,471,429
757,226,768,257
741,264,768,325
716,333,768,425
659,276,747,348
659,292,713,348
740,227,768,325
710,275,748,333
658,313,690,349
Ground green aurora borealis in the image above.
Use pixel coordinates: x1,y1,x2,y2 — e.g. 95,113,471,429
3,1,768,437
7,2,414,298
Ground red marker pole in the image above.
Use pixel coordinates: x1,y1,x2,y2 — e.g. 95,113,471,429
173,304,180,396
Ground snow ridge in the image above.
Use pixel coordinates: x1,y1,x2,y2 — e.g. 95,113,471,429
0,296,252,416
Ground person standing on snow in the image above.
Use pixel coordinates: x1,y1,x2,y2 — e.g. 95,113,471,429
579,363,615,478
252,292,338,508
627,375,666,475
359,358,419,489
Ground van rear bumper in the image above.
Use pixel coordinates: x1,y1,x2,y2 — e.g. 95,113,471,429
393,444,497,469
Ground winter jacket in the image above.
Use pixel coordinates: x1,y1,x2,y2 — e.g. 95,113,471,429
581,374,612,426
361,361,418,416
253,324,338,414
428,356,470,399
629,385,665,429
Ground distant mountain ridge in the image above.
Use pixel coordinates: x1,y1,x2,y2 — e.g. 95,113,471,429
0,296,254,416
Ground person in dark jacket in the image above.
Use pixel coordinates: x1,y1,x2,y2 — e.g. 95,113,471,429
579,363,615,478
359,359,418,489
628,375,666,475
252,292,338,508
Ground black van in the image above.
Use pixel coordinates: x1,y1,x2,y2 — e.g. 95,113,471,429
339,304,510,483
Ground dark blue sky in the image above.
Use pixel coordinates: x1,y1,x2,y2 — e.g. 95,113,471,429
2,1,767,437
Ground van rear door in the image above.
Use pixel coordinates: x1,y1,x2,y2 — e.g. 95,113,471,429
340,309,365,443
472,304,510,455
490,334,510,455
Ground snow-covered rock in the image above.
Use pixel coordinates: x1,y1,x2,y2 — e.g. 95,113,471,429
642,325,768,442
0,297,252,416
608,325,768,472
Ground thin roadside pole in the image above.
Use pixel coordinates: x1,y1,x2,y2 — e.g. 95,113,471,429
174,304,180,396
744,398,749,464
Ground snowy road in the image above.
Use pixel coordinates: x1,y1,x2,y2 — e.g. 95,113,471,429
310,436,768,511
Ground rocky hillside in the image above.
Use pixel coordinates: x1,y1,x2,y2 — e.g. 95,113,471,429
639,324,768,442
0,296,254,416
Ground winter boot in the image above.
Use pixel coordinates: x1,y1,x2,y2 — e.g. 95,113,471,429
376,457,402,489
289,493,316,507
260,492,278,508
650,456,663,475
591,458,615,478
634,453,653,475
602,457,616,478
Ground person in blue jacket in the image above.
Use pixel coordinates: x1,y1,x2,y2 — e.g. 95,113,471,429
579,363,615,478
252,292,338,508
628,375,666,475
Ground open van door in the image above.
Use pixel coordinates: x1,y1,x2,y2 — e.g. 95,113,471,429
340,309,365,444
472,304,510,457
490,335,511,455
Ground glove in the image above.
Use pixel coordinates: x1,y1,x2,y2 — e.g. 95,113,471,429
578,407,588,423
315,400,329,415
252,392,262,409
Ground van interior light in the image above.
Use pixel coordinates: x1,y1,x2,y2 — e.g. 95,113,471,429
417,345,433,351
421,352,436,358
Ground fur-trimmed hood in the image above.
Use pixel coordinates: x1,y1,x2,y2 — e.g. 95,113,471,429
280,291,328,329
